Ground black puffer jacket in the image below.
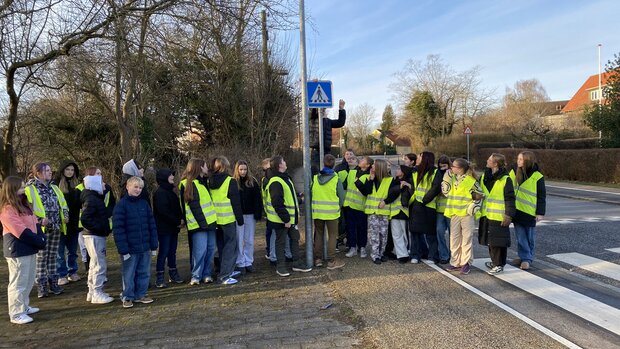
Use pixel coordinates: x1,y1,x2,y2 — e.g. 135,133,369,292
478,167,516,247
153,169,183,234
310,108,346,154
80,189,111,237
54,160,81,235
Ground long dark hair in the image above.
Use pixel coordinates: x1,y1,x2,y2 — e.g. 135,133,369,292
416,151,435,185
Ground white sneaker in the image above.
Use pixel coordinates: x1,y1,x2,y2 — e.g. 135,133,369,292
57,277,69,286
87,292,110,302
91,293,114,304
410,258,420,264
359,247,368,258
25,307,40,315
68,274,81,282
11,314,33,324
345,248,357,258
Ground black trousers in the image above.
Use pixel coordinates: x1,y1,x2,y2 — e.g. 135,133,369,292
275,226,300,268
489,245,507,267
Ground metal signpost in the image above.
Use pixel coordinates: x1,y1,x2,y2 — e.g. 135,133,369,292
307,80,333,260
464,125,473,161
298,0,314,268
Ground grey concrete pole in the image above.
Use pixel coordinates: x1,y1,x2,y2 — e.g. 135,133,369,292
299,0,314,267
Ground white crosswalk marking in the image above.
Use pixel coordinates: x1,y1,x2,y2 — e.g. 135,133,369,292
547,252,620,282
472,258,620,336
605,247,620,254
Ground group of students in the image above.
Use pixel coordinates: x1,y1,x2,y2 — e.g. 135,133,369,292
328,149,546,278
0,148,546,324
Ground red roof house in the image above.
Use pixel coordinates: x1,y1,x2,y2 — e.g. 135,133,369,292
562,72,613,113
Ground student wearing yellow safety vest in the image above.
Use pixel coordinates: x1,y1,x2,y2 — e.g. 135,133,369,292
385,165,413,263
333,149,356,250
356,159,393,265
435,155,452,264
403,152,442,264
479,153,516,275
207,156,244,285
53,160,82,287
25,162,69,298
344,156,373,259
267,155,312,277
179,159,218,285
441,158,483,275
510,151,546,271
311,154,345,270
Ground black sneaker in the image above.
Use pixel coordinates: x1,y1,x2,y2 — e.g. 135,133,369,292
485,261,494,270
245,265,255,273
373,258,382,265
292,262,312,273
276,267,290,277
37,287,48,298
381,255,388,262
50,285,64,295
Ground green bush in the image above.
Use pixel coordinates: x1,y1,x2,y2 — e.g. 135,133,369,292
475,148,620,183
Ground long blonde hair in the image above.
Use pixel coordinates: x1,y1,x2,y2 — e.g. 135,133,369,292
233,160,256,188
373,159,389,183
182,158,205,202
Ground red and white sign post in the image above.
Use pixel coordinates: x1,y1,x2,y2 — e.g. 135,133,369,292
463,126,473,161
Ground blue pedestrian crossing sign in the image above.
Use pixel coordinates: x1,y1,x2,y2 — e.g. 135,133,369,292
307,80,333,108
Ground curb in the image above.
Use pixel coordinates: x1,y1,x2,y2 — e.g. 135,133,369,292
547,192,620,206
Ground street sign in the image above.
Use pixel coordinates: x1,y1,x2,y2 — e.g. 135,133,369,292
463,125,473,135
307,80,333,108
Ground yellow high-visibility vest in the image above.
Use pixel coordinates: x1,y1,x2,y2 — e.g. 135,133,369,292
311,174,340,220
409,169,438,209
25,182,68,234
265,176,298,224
389,191,409,218
444,175,478,218
179,179,217,230
510,170,543,217
343,170,368,211
480,174,509,221
364,178,392,216
209,176,236,225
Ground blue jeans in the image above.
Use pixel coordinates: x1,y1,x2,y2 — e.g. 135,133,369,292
120,251,151,301
514,224,536,263
57,232,79,277
436,213,451,261
191,229,216,280
156,233,179,272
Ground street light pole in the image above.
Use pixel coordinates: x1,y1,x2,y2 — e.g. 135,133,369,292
299,0,313,267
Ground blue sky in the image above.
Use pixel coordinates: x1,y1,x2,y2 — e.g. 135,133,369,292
281,0,620,122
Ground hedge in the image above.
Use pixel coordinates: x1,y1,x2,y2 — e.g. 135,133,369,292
475,148,620,183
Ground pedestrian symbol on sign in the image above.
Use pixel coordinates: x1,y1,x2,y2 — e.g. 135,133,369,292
310,84,329,104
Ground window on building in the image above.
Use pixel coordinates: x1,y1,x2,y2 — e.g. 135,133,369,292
591,90,599,101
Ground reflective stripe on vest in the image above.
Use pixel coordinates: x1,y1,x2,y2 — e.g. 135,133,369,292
409,169,437,209
389,193,409,218
444,175,477,218
208,176,236,225
480,174,508,221
510,170,543,217
180,179,217,230
343,170,368,211
265,176,298,224
364,178,392,216
25,183,68,234
312,175,340,220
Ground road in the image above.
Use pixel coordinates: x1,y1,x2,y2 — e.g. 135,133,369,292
327,181,620,349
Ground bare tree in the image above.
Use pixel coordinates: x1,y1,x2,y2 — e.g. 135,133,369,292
391,54,494,138
347,103,377,151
